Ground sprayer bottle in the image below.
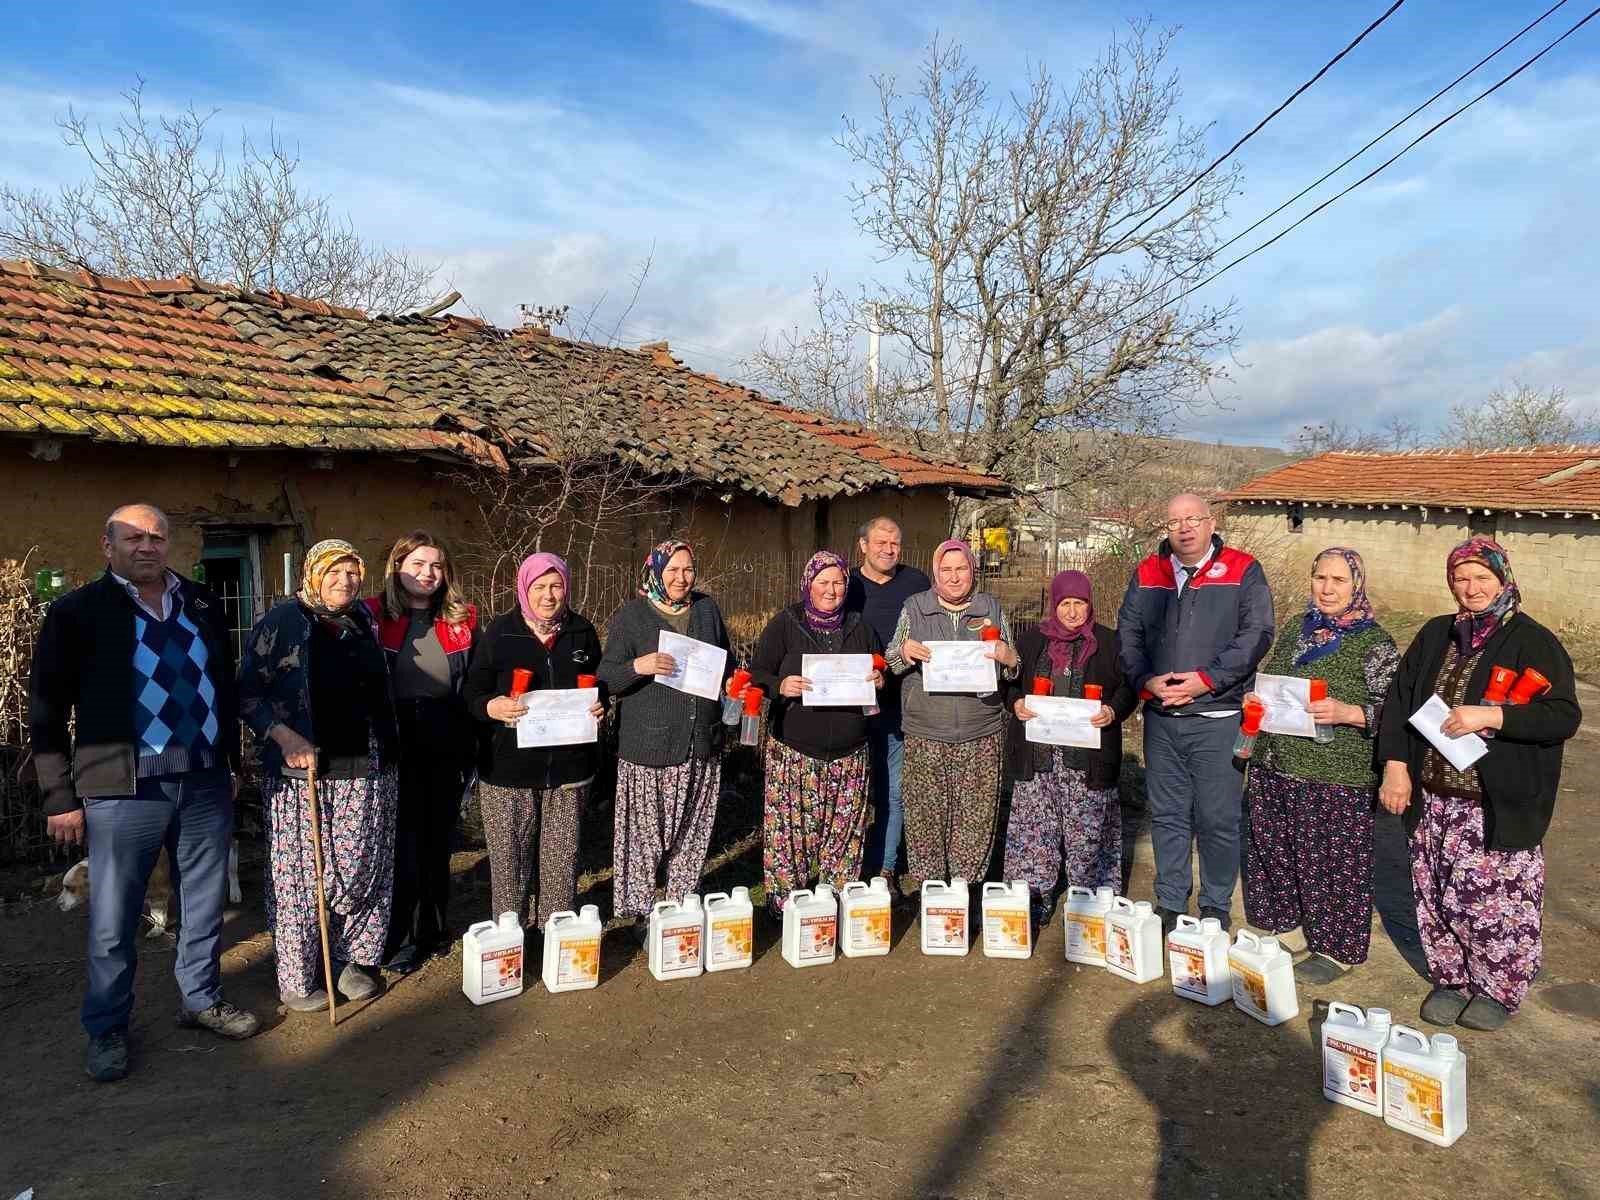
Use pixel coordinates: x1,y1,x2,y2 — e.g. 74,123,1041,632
862,654,886,717
1233,697,1265,759
1310,679,1335,744
740,686,765,747
721,669,752,726
1507,666,1551,705
1482,666,1516,707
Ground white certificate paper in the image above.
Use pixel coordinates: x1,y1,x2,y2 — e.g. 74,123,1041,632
1408,694,1488,771
1024,695,1102,748
801,653,875,707
515,687,598,748
657,631,728,701
1254,673,1317,739
922,640,999,694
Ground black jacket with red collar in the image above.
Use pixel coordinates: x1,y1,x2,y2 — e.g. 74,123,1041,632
1116,534,1275,715
363,597,477,696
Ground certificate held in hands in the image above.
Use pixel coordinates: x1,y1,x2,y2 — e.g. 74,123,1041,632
923,640,998,694
657,630,728,701
1408,694,1488,771
801,653,875,707
516,687,599,748
1023,696,1101,748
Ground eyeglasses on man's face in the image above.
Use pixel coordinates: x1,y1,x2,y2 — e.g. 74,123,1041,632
1164,514,1213,532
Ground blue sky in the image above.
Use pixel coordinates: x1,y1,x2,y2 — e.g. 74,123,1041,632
5,1,1599,447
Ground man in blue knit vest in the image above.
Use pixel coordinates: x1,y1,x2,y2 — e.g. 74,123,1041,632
32,504,259,1082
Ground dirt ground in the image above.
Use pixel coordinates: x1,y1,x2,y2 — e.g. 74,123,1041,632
3,709,1598,1200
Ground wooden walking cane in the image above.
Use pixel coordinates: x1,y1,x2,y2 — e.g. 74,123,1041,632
305,755,339,1028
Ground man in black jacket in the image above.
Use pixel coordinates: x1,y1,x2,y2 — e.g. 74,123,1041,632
1118,494,1275,934
32,504,259,1082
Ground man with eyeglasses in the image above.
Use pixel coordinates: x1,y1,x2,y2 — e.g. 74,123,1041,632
1117,493,1274,936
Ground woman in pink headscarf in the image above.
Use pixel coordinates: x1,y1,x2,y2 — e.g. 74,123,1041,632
463,551,605,930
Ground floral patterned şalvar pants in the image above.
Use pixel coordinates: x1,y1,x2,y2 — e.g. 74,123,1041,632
1002,754,1120,899
762,738,870,913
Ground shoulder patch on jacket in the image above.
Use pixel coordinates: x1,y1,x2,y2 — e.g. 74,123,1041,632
1136,555,1177,589
1190,547,1256,588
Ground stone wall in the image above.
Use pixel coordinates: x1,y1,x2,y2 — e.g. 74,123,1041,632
1226,502,1594,627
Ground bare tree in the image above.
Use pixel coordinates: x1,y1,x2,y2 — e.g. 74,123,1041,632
837,26,1240,494
1444,382,1600,450
1292,419,1387,456
1,82,438,313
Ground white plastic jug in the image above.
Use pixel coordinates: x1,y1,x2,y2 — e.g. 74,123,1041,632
542,904,603,993
1104,897,1164,983
703,887,754,972
920,878,970,956
1062,885,1114,966
1167,915,1231,1006
980,881,1032,959
1382,1026,1467,1147
1227,929,1299,1025
840,878,893,958
1322,1002,1391,1116
781,884,839,968
462,911,525,1005
648,895,705,981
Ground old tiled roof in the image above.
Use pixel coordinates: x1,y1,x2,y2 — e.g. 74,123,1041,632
1228,448,1600,515
190,294,1007,505
0,260,500,463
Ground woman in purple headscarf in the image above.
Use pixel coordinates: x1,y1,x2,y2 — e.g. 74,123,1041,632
1378,537,1580,1031
463,551,605,930
1241,547,1399,985
749,551,885,914
1002,570,1137,929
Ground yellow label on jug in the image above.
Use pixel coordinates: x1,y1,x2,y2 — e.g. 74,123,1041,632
1229,958,1267,1015
556,937,600,987
1065,911,1105,958
925,906,966,949
481,945,523,997
1385,1062,1446,1134
849,907,891,952
1325,1035,1380,1106
798,914,837,960
984,910,1028,951
1106,924,1135,971
1171,944,1207,996
660,922,701,969
710,916,752,963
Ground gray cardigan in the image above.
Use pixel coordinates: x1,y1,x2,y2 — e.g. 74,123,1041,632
598,594,732,767
887,589,1017,743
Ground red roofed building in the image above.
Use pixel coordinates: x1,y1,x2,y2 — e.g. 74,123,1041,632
1226,448,1599,626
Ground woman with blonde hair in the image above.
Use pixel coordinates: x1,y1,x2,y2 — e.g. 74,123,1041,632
365,531,478,971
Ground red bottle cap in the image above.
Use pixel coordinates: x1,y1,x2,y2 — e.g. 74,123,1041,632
1507,666,1551,705
1308,679,1327,702
742,686,765,716
871,653,887,671
1031,676,1053,696
509,667,533,698
1083,683,1103,701
1139,686,1154,701
726,668,751,697
1241,697,1265,735
980,626,1001,642
576,674,597,690
1484,665,1517,703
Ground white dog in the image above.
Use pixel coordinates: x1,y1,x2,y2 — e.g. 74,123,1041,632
58,843,243,935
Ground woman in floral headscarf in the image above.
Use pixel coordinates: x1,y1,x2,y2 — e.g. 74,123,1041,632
749,551,884,914
597,539,732,927
1241,548,1399,985
239,539,400,1012
1378,537,1580,1030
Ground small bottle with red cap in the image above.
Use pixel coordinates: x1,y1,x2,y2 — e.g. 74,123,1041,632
505,668,533,725
1507,667,1551,705
1309,679,1335,744
740,686,766,747
1234,696,1266,760
721,669,752,726
1482,666,1517,707
862,654,887,717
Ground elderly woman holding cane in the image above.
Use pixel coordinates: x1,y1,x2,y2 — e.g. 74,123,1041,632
750,550,884,915
887,538,1019,891
239,540,401,1012
1241,548,1399,985
1003,570,1135,929
464,552,605,932
598,539,732,929
1377,537,1581,1030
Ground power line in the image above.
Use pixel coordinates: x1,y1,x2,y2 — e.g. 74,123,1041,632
1115,0,1408,242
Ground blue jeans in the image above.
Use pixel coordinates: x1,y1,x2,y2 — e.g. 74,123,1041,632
864,724,906,875
81,768,233,1036
1142,712,1245,914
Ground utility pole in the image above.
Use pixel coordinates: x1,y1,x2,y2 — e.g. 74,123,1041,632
1050,456,1060,576
866,302,881,429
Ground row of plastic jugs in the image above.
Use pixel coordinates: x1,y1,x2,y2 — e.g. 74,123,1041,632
1322,1003,1468,1146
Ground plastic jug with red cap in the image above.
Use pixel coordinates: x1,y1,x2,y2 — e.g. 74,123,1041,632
739,686,765,746
721,669,752,725
1233,697,1266,759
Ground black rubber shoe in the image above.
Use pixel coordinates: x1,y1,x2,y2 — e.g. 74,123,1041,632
1156,907,1181,938
1292,954,1351,986
1420,985,1470,1026
86,1030,129,1082
1457,993,1513,1031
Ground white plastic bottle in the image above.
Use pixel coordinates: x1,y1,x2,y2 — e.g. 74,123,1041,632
840,878,893,958
1383,1026,1467,1147
703,887,754,972
781,885,839,968
462,911,525,1006
1321,1002,1391,1116
920,878,971,956
980,881,1032,959
648,895,705,981
542,904,603,993
1227,929,1299,1026
1104,898,1164,983
1062,885,1114,966
1167,915,1231,1006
